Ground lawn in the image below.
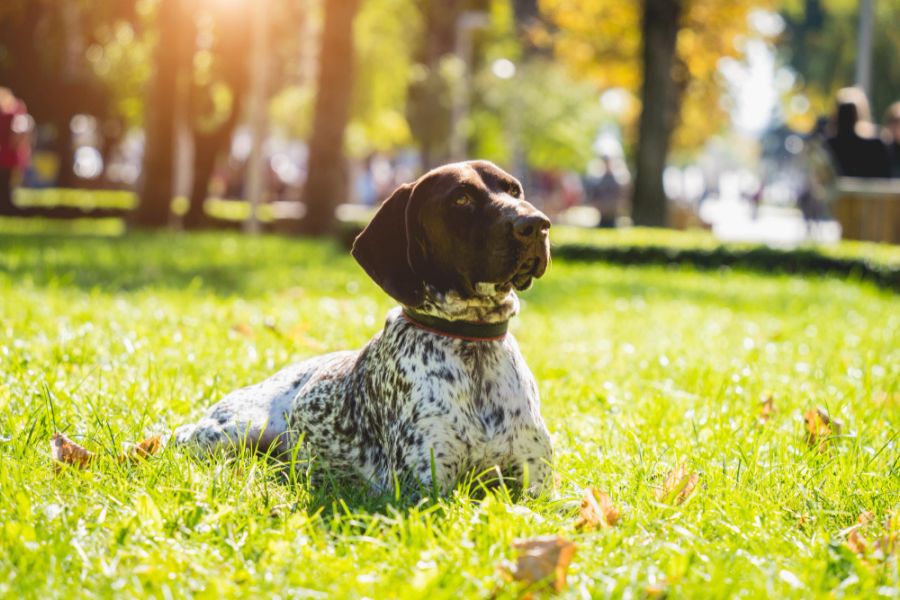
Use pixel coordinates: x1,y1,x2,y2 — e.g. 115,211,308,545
0,227,898,598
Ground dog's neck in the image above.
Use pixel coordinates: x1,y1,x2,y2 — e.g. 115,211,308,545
410,284,520,324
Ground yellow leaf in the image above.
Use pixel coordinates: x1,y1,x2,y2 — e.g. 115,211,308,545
846,529,867,555
655,462,699,505
803,407,842,452
498,535,577,595
121,435,162,463
575,487,620,530
758,395,775,424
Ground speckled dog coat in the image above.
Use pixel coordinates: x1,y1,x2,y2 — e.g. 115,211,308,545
174,161,553,494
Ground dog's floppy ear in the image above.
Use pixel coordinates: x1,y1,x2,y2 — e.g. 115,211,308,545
351,183,426,307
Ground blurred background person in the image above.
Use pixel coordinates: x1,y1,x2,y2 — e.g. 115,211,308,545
883,102,900,178
797,116,837,234
825,87,891,179
583,154,630,227
0,87,31,215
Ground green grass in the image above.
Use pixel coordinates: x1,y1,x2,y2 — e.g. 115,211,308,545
0,227,898,598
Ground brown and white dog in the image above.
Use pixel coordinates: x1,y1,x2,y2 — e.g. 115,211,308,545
174,160,553,495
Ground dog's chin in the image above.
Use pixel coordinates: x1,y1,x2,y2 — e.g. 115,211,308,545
511,272,534,291
509,256,545,291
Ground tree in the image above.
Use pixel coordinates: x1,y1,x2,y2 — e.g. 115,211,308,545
134,0,184,228
0,0,115,188
540,0,776,225
406,0,464,169
182,5,251,229
297,0,361,235
631,0,682,226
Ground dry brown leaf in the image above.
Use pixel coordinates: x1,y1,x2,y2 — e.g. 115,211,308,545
50,432,95,469
498,535,577,595
230,323,254,337
51,433,161,470
758,395,775,424
803,407,842,452
847,528,868,555
645,581,669,599
121,435,162,463
654,463,699,505
575,487,620,530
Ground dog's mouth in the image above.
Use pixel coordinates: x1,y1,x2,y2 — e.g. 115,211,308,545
511,258,539,290
495,256,544,292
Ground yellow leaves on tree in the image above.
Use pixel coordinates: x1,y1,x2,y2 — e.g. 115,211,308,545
498,536,577,596
539,0,778,154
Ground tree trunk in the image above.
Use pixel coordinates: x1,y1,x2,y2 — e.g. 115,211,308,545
631,0,682,227
135,0,182,228
183,7,249,230
296,0,360,236
406,0,462,170
183,131,217,229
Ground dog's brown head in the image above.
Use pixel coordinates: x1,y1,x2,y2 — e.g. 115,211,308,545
352,160,551,308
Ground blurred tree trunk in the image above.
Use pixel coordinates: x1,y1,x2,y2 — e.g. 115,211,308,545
0,3,106,189
296,0,360,235
135,0,182,228
407,0,462,169
631,0,683,227
183,8,249,230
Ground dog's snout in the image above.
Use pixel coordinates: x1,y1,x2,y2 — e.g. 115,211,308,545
513,213,551,241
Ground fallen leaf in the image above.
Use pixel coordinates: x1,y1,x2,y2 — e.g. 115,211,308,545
50,433,95,469
655,463,699,505
803,408,842,452
498,535,576,595
575,487,620,530
758,395,775,424
51,433,162,470
121,435,162,463
857,511,875,525
230,323,254,337
645,580,669,599
873,512,899,559
847,529,868,555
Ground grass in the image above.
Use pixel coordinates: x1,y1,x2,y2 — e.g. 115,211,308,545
0,225,898,598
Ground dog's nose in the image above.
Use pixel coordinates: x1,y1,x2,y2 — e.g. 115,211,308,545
513,213,551,241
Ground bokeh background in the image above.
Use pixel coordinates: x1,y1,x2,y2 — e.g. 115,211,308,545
0,0,898,242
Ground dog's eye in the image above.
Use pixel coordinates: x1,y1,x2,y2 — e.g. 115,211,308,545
507,184,521,198
454,195,472,207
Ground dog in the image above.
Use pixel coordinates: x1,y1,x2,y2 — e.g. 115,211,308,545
173,160,553,495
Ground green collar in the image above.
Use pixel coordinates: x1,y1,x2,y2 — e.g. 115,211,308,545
401,308,509,341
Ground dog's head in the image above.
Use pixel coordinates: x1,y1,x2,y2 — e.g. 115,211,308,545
352,160,551,308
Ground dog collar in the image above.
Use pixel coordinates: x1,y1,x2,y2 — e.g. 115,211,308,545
401,308,509,341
